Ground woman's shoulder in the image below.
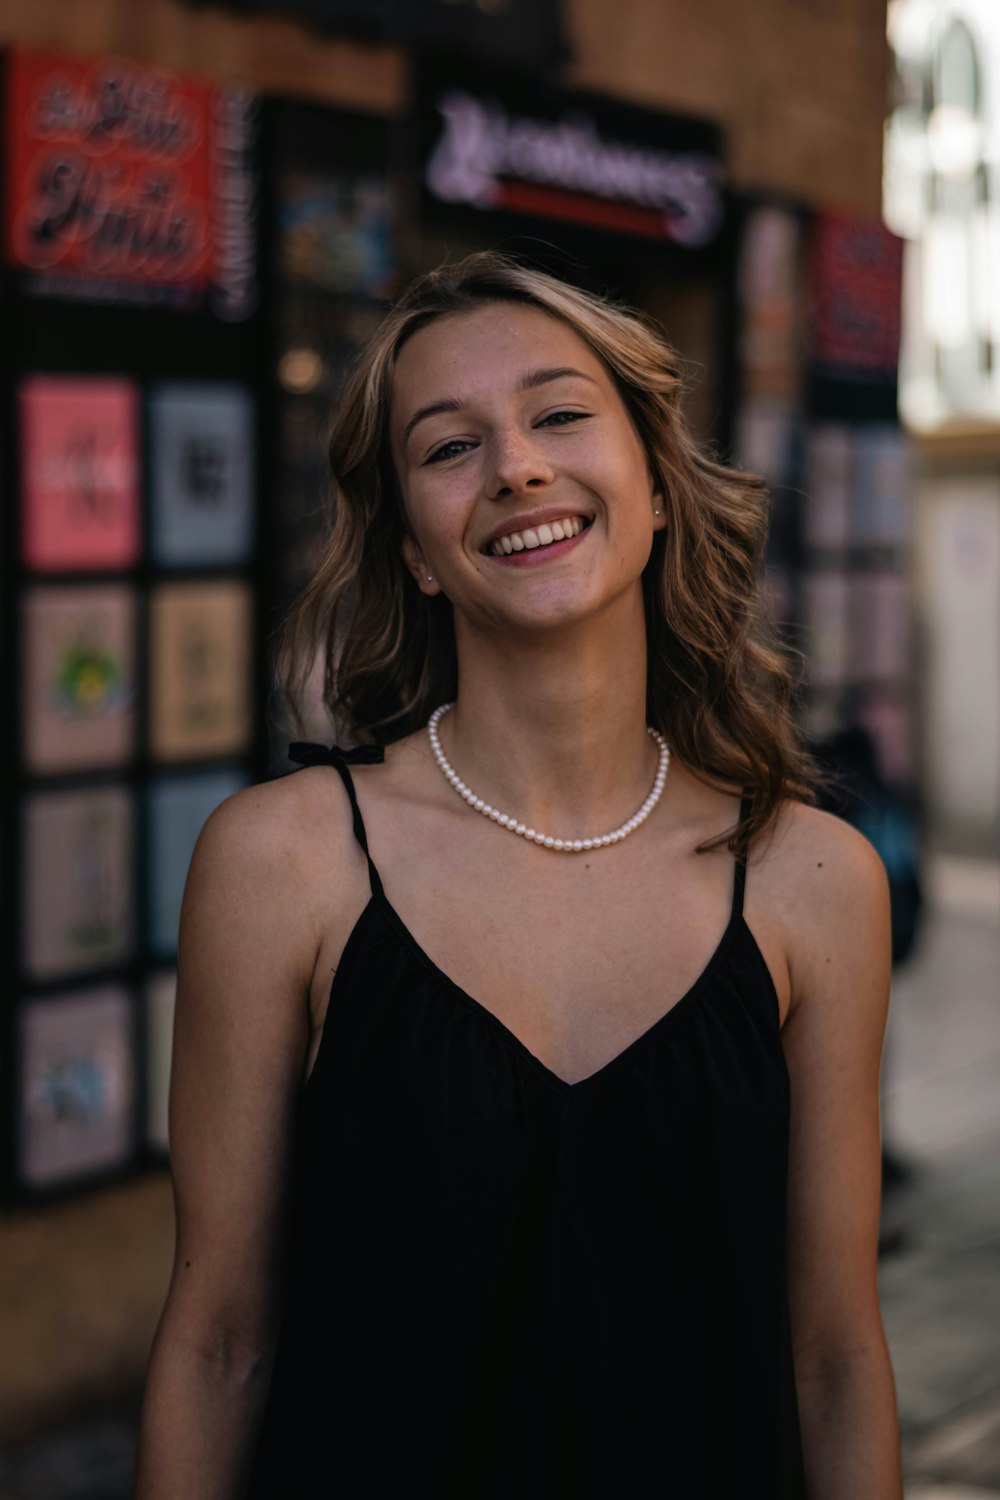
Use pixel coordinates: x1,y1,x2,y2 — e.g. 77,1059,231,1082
188,755,366,906
752,796,890,967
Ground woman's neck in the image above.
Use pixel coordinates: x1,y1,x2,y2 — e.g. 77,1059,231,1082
442,594,657,836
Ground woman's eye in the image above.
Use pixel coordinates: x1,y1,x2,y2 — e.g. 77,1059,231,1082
538,410,588,428
426,439,475,464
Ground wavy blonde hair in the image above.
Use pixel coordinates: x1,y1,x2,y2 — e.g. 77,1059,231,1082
275,250,819,856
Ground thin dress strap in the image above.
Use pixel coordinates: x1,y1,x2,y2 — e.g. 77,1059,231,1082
732,792,753,920
287,742,385,900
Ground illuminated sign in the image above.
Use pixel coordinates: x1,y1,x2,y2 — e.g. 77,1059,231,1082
420,71,725,250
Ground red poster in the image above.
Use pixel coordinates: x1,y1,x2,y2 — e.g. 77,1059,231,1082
6,47,214,302
808,213,903,378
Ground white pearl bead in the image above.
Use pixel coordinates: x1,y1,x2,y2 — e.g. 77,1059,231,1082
525,829,535,840
553,839,564,850
515,823,526,835
572,840,582,851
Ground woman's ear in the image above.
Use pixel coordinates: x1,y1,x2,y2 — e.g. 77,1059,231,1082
651,474,667,531
401,531,442,596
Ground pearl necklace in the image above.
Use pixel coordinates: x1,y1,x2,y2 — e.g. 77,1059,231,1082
427,702,670,852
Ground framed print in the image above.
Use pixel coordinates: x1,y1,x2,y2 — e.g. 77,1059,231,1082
802,571,851,688
22,585,137,773
149,580,253,761
278,170,395,298
803,424,853,553
19,376,141,572
17,985,135,1188
23,786,134,981
146,768,250,956
146,971,177,1152
149,384,255,566
854,426,912,550
851,571,911,684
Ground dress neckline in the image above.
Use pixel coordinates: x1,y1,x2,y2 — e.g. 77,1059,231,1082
309,881,771,1101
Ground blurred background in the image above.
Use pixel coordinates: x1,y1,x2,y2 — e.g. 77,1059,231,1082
0,0,996,1495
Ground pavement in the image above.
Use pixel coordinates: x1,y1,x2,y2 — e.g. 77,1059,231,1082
877,855,1000,1498
0,856,997,1499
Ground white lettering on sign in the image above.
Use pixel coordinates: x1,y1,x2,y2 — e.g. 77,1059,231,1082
426,90,723,247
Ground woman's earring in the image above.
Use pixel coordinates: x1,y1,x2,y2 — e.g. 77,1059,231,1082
426,575,433,581
653,509,661,516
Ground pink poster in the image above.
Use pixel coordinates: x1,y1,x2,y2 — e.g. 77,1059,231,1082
20,376,141,571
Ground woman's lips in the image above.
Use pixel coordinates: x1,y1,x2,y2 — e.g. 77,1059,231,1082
483,520,592,567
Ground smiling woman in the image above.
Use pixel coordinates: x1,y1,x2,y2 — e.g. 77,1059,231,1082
277,251,812,858
134,252,903,1500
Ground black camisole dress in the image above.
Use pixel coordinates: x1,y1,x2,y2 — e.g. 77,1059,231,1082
245,742,807,1499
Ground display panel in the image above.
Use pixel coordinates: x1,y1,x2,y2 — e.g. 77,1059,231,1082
146,768,250,956
22,585,137,773
149,384,256,566
279,171,395,297
17,985,134,1188
146,971,177,1153
149,580,253,761
803,571,852,688
852,571,911,684
19,376,141,572
803,425,854,553
23,786,135,980
854,425,912,550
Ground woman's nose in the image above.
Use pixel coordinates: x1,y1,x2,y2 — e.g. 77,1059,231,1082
486,429,556,498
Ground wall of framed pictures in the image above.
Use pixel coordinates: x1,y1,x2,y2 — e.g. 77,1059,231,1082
0,44,264,1207
732,199,916,796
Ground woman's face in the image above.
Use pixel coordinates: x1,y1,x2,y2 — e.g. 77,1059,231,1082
389,301,665,636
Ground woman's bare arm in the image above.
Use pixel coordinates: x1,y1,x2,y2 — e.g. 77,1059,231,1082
133,773,341,1499
775,804,903,1499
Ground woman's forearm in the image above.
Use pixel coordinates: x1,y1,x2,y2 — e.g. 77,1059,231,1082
133,1318,275,1500
795,1338,904,1499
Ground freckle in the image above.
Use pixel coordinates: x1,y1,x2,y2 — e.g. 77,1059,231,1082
817,862,823,868
185,1260,191,1268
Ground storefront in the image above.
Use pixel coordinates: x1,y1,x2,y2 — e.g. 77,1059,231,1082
0,0,899,1440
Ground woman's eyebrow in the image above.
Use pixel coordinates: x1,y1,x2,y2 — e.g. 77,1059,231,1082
401,367,599,449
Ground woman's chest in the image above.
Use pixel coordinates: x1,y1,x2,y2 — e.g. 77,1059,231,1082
313,834,755,1089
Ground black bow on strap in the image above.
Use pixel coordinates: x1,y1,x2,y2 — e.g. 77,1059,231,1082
288,741,385,768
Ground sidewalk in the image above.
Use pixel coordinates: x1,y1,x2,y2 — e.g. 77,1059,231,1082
879,858,1000,1498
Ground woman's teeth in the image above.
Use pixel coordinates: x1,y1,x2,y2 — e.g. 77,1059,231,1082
489,516,586,556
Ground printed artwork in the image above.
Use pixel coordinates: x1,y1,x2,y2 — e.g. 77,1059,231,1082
146,971,177,1152
22,585,136,772
803,425,854,552
854,427,913,550
807,213,903,381
23,786,134,981
18,985,134,1187
279,171,395,297
738,206,803,404
149,384,255,565
735,401,795,487
20,377,141,571
149,580,253,761
6,47,212,300
851,571,911,683
803,571,852,688
146,768,250,955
